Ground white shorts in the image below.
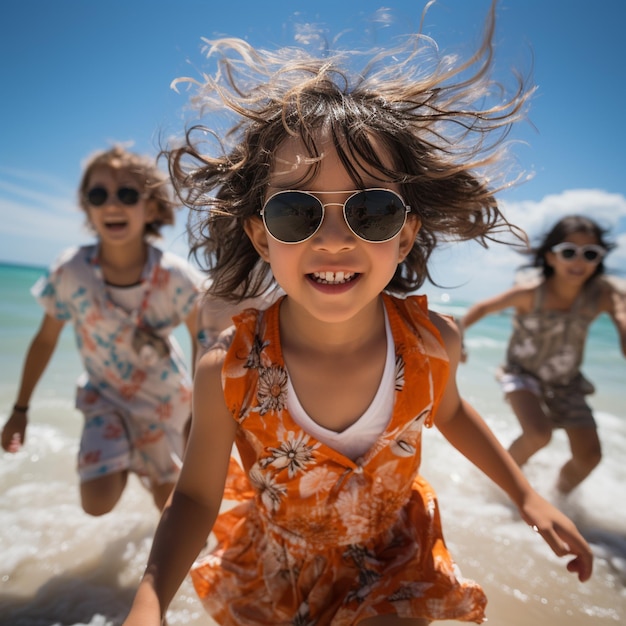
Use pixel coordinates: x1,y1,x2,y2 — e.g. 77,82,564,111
498,371,596,430
77,388,185,485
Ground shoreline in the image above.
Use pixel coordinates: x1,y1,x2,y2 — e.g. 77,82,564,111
1,263,624,626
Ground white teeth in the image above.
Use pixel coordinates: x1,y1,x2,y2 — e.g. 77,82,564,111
312,271,355,284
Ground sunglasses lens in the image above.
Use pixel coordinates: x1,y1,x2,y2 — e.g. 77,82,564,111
263,192,323,243
583,249,600,262
117,187,141,205
559,246,577,260
86,187,108,207
345,190,407,242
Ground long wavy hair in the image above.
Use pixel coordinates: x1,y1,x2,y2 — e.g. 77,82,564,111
166,2,533,301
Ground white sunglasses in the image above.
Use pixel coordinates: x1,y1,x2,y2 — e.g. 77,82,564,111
551,242,606,264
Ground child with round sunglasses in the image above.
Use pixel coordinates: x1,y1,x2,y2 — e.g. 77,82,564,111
122,12,594,626
460,215,626,495
1,145,204,515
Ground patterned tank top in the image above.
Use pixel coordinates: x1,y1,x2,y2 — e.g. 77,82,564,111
504,279,601,386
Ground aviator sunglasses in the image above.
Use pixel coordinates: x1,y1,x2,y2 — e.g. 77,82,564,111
260,188,411,244
551,242,606,263
85,186,145,207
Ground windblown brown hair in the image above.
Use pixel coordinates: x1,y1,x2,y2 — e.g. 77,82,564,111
166,2,532,301
79,145,176,239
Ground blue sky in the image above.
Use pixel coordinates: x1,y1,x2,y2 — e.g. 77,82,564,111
1,0,625,302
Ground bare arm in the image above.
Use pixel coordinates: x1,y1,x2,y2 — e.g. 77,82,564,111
123,349,238,626
460,285,532,330
2,313,64,451
430,312,593,582
184,302,199,376
603,282,626,357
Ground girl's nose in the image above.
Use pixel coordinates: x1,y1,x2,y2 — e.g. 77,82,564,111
310,206,356,252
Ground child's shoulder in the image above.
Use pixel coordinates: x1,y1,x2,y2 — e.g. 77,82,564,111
593,274,626,314
195,334,230,380
383,294,451,359
424,308,464,364
426,307,457,336
597,274,626,295
48,244,95,272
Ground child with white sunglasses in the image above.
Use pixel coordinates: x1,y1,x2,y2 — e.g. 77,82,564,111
461,215,626,495
123,6,594,626
1,145,204,514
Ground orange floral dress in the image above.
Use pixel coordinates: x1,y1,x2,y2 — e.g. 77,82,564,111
191,293,487,625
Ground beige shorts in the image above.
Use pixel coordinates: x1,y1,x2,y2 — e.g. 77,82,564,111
498,371,596,430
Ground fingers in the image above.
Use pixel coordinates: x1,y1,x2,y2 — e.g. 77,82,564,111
532,521,594,583
557,527,594,582
2,412,27,453
2,430,22,453
521,491,594,583
533,523,570,556
8,433,23,453
567,555,593,583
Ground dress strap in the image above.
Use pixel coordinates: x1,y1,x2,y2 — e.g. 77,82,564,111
532,282,545,312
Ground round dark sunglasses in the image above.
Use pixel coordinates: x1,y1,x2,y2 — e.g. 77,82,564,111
85,186,145,207
260,188,411,244
551,242,606,264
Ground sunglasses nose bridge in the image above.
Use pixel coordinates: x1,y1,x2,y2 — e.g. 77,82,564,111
311,202,359,245
102,196,126,209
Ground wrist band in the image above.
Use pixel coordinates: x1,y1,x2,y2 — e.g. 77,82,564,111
13,404,29,413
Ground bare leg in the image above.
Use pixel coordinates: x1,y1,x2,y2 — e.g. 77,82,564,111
557,426,601,494
507,390,552,466
80,470,128,516
360,617,429,625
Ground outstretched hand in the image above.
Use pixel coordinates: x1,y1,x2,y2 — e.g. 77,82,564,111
1,410,27,452
519,492,593,582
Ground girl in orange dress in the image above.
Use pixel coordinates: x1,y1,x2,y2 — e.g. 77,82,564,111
123,5,593,625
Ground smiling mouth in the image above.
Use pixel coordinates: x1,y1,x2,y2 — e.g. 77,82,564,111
105,221,128,230
311,271,357,285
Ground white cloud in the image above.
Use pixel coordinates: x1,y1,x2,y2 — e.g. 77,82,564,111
502,189,626,241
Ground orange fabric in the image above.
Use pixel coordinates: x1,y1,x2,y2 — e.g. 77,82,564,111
191,294,486,624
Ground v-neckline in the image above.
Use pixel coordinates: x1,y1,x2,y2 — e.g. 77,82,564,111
260,294,431,470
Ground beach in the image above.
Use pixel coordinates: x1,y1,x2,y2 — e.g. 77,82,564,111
0,261,624,625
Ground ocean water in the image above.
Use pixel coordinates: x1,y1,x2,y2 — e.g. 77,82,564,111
0,261,624,625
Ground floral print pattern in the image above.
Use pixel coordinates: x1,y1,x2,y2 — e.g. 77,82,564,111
191,294,486,625
33,244,201,481
504,279,601,386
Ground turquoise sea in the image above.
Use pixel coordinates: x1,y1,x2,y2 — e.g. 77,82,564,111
0,261,624,625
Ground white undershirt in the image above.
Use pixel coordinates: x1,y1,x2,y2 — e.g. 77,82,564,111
286,311,395,462
106,282,144,313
